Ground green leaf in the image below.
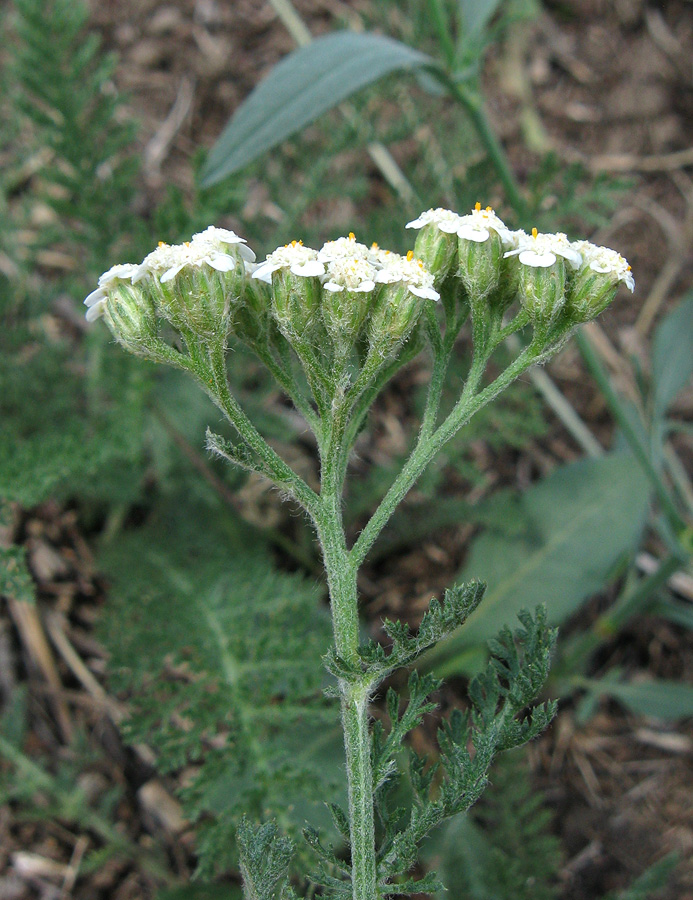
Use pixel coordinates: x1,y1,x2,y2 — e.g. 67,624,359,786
457,0,502,37
237,819,294,900
98,495,343,877
200,32,433,185
424,453,650,676
650,597,693,631
651,293,693,419
582,677,693,721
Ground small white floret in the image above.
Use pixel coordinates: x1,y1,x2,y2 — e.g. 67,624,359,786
374,251,440,301
573,240,635,292
132,239,239,284
323,256,378,293
84,263,139,315
505,229,583,269
191,226,256,263
318,232,372,264
406,207,462,235
253,240,325,284
457,203,513,246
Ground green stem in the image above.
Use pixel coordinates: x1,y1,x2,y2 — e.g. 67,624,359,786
427,0,456,66
351,342,538,569
442,76,528,219
575,330,688,537
420,305,453,439
318,414,377,900
255,344,321,435
205,345,320,516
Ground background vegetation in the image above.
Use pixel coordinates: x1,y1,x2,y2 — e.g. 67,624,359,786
1,0,691,898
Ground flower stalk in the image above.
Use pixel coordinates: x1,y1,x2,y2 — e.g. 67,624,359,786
85,213,633,900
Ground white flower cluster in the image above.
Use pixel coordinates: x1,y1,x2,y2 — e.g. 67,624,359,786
253,233,440,301
407,205,635,292
84,227,255,321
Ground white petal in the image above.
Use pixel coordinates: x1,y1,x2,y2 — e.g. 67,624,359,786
518,249,556,268
410,286,440,301
208,253,237,273
458,224,490,243
85,299,106,321
160,263,186,283
323,281,344,292
235,244,255,263
437,220,460,234
374,269,398,285
84,287,105,307
555,247,583,268
290,260,325,278
355,280,376,292
252,262,277,283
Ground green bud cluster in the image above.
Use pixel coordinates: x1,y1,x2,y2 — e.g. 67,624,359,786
85,212,633,401
84,227,256,361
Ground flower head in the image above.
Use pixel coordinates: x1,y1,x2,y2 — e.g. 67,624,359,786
133,235,245,286
191,226,256,262
253,240,325,284
406,207,462,235
84,263,139,321
505,228,582,269
323,255,377,294
318,232,372,264
457,202,513,246
374,250,439,301
572,240,634,292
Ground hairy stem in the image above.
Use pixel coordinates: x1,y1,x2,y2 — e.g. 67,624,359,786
351,342,539,569
319,403,377,900
205,345,320,516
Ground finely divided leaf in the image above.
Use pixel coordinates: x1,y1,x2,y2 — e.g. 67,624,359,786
237,819,294,900
98,496,342,876
200,32,433,185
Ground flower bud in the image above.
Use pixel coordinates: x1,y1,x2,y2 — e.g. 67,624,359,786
106,283,158,354
230,278,272,348
566,241,634,323
84,264,158,356
367,250,439,360
506,229,582,334
406,208,461,285
254,240,325,342
320,251,378,357
132,228,254,342
455,204,515,330
518,256,567,329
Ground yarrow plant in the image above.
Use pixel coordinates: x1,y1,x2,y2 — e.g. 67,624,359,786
85,207,633,899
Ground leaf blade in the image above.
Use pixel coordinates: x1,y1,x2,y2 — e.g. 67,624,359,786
200,32,433,185
424,452,651,675
582,677,693,721
651,292,693,418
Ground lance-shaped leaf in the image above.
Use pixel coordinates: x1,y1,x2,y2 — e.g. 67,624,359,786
580,676,693,722
200,32,434,185
423,452,650,676
651,292,693,421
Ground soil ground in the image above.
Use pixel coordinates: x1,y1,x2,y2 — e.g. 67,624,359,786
1,1,692,898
